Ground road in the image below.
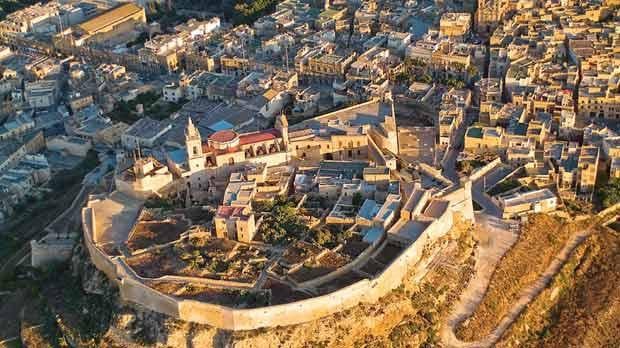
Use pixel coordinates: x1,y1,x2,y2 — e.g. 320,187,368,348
470,165,513,218
442,108,478,183
0,161,109,278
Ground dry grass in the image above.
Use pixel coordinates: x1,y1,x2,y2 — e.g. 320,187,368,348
456,214,591,341
498,228,620,347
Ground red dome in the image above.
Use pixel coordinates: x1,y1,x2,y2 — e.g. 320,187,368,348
209,130,238,143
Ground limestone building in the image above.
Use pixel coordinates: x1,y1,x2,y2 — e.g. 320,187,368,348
170,116,290,202
68,3,146,47
115,157,173,199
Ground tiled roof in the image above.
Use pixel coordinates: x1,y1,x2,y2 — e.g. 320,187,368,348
209,130,238,143
216,205,247,219
238,129,281,145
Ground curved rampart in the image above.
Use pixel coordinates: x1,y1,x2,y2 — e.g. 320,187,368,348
82,186,468,330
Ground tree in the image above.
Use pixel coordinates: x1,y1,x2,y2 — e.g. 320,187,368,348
312,227,334,247
352,192,364,207
206,259,229,273
597,178,620,208
258,203,308,244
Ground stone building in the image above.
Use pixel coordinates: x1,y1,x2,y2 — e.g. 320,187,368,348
115,157,173,200
464,126,505,153
169,116,290,202
439,12,472,40
68,3,146,47
214,206,256,243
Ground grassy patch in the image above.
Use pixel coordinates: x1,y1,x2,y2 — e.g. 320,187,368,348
595,177,620,210
107,92,184,124
457,159,487,176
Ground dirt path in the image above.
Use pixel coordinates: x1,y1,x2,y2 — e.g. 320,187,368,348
440,214,592,348
440,213,518,348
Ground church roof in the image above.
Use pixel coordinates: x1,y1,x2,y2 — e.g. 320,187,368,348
209,130,238,143
238,129,281,145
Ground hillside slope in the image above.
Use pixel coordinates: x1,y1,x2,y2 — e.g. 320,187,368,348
498,228,620,347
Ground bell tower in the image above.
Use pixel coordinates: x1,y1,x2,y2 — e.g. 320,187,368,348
185,117,204,172
276,112,289,149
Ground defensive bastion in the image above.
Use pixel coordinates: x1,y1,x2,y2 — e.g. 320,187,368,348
81,181,474,331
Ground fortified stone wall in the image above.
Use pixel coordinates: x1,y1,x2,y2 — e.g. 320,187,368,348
82,183,470,331
82,207,120,281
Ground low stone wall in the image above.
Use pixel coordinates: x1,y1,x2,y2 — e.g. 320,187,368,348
418,163,453,186
295,237,380,289
469,157,502,182
599,202,620,218
118,256,258,289
485,165,524,193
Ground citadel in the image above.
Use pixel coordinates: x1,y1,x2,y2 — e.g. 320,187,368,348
84,97,476,330
1,0,619,344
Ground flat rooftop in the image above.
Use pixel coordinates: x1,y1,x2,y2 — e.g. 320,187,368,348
88,191,143,246
290,100,393,131
502,188,556,207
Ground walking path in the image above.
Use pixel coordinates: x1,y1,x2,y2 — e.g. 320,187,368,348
440,213,593,348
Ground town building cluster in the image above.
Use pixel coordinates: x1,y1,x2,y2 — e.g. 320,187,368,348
0,0,617,332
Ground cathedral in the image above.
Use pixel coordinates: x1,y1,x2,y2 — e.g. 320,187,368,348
167,114,291,202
